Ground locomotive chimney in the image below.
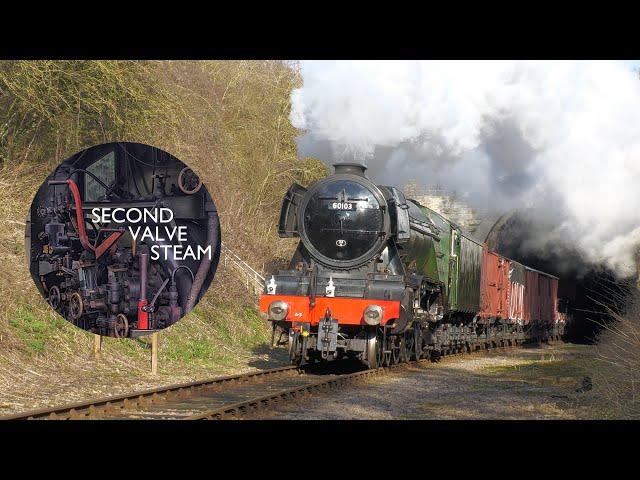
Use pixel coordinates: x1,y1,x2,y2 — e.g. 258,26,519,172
333,163,368,177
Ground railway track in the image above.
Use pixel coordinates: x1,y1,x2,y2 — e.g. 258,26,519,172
187,358,421,419
208,342,547,420
0,365,300,420
1,340,556,420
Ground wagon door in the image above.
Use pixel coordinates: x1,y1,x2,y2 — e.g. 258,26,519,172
539,275,554,325
496,255,509,321
525,269,540,324
480,250,509,322
509,261,526,325
447,229,459,310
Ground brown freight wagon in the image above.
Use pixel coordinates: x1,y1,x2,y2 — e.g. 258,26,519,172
520,264,559,325
539,273,559,326
479,248,511,323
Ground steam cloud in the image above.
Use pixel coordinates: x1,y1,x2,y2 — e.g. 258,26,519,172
290,61,640,278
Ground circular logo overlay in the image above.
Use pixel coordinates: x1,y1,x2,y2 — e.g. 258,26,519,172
26,142,221,338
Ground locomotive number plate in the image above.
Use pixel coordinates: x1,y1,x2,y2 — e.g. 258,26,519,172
329,202,354,210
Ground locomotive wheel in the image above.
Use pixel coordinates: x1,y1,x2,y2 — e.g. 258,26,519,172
431,349,442,363
391,336,401,365
365,329,381,369
403,328,418,362
48,286,61,310
68,292,84,321
378,329,391,367
400,332,409,363
288,330,303,365
414,325,423,360
113,314,129,339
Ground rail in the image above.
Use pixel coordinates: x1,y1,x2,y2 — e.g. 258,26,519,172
0,365,299,420
1,336,563,420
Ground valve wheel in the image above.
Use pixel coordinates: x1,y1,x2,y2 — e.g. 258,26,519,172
68,292,84,321
177,167,202,195
113,314,129,339
48,286,61,310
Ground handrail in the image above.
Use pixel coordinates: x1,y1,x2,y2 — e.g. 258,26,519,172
220,241,265,294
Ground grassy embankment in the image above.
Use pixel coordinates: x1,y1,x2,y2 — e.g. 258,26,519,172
0,61,325,409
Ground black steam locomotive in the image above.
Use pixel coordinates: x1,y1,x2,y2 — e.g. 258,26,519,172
261,163,565,367
26,142,220,338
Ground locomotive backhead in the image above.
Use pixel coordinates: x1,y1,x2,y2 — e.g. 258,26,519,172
26,142,221,338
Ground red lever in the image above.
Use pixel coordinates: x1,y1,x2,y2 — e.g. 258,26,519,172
137,299,149,329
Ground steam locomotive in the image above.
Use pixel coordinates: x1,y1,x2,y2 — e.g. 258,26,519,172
26,142,220,338
260,163,566,367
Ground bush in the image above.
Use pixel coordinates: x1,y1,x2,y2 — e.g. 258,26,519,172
590,285,640,418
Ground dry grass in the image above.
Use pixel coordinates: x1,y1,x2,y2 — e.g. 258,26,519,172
588,287,640,418
0,60,324,412
149,61,326,267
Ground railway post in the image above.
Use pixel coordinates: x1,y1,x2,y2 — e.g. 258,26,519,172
93,334,102,359
151,332,159,374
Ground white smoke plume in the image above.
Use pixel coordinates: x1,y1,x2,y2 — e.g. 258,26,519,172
290,60,640,277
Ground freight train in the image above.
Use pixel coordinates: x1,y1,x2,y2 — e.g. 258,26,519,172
26,142,220,338
260,163,567,367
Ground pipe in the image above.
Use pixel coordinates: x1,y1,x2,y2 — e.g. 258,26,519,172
172,265,195,284
47,179,124,258
185,207,219,313
137,251,149,329
139,251,149,300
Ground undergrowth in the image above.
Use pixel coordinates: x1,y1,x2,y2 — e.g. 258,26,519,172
0,61,324,407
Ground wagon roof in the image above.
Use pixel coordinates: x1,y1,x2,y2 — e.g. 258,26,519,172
506,257,559,280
